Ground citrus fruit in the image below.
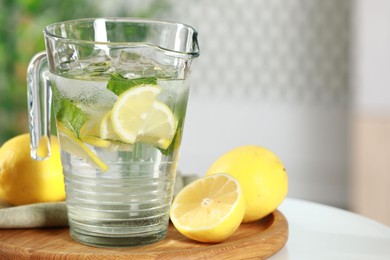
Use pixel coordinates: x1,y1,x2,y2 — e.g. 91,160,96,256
0,134,65,205
111,85,177,149
170,173,245,243
206,145,288,223
77,112,131,151
81,135,111,148
57,123,109,172
100,111,122,141
79,116,101,138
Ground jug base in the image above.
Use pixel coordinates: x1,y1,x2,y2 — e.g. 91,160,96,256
69,228,167,248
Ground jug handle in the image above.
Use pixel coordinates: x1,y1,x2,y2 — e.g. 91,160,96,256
27,51,52,160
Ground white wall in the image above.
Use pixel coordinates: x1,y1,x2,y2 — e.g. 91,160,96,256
164,0,351,208
350,0,390,226
353,0,390,115
100,0,352,209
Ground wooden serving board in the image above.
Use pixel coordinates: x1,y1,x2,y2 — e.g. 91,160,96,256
0,210,288,259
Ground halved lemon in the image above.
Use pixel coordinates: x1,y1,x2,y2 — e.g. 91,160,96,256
57,123,109,172
206,145,288,222
170,173,245,243
111,85,177,149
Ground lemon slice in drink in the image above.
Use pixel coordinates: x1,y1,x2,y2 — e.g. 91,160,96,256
57,123,109,172
111,85,177,149
80,135,111,148
100,111,122,141
170,173,245,243
80,118,100,137
98,111,133,151
79,117,111,147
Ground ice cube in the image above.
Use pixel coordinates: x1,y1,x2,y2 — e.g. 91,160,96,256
112,47,153,78
54,43,82,72
83,48,113,75
112,47,179,79
53,75,117,117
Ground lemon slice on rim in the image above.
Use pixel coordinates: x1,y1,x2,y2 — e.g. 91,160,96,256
111,85,177,149
170,173,245,243
57,123,109,172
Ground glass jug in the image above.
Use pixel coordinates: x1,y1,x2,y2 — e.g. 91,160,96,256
27,18,199,247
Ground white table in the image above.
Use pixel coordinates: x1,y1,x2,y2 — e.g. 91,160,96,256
270,198,390,260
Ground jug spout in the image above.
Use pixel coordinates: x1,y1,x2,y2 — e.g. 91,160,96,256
187,29,200,59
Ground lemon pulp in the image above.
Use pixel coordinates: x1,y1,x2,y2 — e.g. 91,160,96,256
110,85,177,149
170,173,245,243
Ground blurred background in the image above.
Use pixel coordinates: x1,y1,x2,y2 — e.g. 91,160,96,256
0,0,389,225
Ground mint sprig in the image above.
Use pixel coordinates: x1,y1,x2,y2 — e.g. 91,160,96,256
107,73,157,96
55,98,87,137
51,82,87,137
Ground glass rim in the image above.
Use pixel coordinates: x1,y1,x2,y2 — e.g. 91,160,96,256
44,17,200,58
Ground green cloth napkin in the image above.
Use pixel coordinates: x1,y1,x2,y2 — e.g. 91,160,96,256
0,172,198,228
0,201,68,228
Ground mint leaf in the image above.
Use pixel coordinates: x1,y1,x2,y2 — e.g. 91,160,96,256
51,82,87,137
55,98,87,137
107,73,157,96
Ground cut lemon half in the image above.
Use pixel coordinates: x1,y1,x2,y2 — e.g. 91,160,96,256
57,123,109,172
206,145,288,222
111,85,177,149
170,173,245,243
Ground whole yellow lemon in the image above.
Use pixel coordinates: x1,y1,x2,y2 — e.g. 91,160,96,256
206,145,288,223
0,134,65,205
